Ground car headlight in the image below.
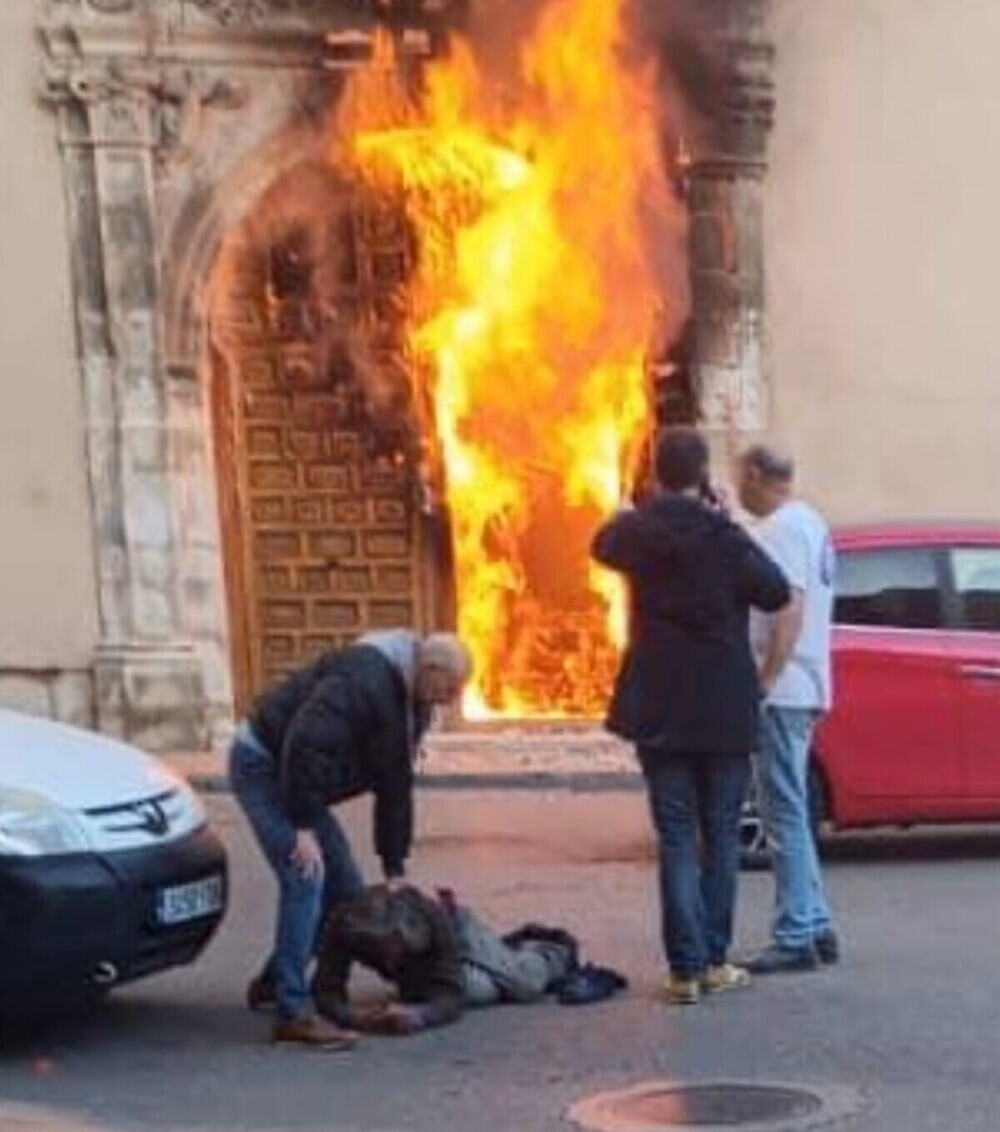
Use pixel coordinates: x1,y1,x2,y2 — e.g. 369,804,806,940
180,782,207,828
0,788,90,856
162,775,207,831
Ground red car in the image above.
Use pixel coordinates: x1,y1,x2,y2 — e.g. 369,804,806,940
742,523,1000,861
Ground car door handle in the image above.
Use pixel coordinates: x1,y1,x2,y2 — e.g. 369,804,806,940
959,664,1000,681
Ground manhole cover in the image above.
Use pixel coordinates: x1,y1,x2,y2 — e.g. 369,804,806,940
0,1105,111,1132
569,1081,864,1132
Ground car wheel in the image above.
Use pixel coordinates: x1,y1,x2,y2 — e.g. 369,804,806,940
807,761,828,849
740,756,828,870
739,775,771,870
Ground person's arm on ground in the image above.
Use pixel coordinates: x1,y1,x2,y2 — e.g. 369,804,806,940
363,902,465,1036
370,988,463,1035
357,976,463,1036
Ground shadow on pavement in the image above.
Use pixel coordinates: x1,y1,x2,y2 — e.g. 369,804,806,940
822,826,1000,865
1,994,241,1055
420,824,1000,868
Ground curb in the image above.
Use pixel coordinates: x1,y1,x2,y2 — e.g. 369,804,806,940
187,771,644,795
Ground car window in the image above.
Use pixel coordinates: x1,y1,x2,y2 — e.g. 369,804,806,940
951,547,1000,632
835,548,943,629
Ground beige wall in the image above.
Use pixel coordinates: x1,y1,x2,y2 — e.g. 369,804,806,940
766,0,1000,523
0,0,98,667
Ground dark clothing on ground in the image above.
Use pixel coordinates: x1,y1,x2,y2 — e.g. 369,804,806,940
592,495,790,755
250,642,430,876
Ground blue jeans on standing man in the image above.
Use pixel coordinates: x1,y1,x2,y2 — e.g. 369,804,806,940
642,749,751,977
755,706,833,950
229,729,365,1020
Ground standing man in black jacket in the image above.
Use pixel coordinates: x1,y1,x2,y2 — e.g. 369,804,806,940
592,428,789,1005
229,629,471,1047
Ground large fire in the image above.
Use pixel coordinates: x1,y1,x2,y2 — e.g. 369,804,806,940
336,0,677,717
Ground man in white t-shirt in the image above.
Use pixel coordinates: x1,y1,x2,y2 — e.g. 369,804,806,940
738,445,839,974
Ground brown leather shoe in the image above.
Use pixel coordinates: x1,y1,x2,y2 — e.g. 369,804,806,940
272,1013,357,1051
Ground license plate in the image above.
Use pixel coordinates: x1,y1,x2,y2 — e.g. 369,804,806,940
156,874,224,926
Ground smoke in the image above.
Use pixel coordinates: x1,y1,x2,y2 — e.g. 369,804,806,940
621,0,727,149
619,0,728,345
464,0,720,134
462,1,725,168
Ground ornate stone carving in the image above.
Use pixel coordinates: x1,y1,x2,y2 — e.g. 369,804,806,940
190,0,317,25
685,0,775,433
37,9,248,746
193,0,272,23
715,11,776,169
155,71,248,153
42,62,135,106
44,0,342,38
85,0,137,12
41,64,153,145
42,58,247,155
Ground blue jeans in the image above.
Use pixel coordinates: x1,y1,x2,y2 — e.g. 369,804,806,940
229,735,365,1019
756,706,833,949
642,750,750,977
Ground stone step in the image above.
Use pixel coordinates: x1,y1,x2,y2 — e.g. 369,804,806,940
164,727,639,793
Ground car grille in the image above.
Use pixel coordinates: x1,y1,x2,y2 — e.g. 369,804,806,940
81,790,189,850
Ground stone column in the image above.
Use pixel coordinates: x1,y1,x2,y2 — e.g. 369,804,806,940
687,0,775,437
44,66,210,750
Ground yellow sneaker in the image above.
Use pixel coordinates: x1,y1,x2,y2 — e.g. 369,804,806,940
665,975,701,1005
702,963,751,994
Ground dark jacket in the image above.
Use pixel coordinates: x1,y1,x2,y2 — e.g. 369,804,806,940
314,885,465,1030
250,644,428,877
592,495,790,756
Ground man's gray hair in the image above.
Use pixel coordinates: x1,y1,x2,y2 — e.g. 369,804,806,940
418,633,473,680
741,443,795,483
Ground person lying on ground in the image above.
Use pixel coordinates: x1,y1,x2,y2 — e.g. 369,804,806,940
312,883,578,1036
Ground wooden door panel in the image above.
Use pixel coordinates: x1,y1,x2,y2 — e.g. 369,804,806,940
210,166,429,706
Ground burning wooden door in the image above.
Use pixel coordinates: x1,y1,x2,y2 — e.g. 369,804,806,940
210,163,431,710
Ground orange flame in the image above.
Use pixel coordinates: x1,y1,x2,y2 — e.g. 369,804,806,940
339,1,676,717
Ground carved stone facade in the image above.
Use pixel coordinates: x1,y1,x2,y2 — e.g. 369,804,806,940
687,0,775,434
33,0,774,747
37,0,403,748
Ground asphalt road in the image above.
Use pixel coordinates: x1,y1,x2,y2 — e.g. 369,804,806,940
2,791,1000,1132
